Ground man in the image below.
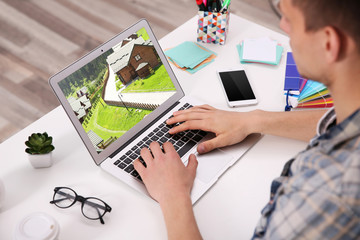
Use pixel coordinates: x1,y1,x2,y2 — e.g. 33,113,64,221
134,0,360,239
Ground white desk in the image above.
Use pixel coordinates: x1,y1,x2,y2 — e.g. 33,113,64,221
0,15,307,239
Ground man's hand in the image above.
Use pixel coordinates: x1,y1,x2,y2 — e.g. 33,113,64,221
133,141,198,204
166,104,258,154
134,142,202,240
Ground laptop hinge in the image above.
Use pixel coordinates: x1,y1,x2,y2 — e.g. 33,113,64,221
109,101,181,159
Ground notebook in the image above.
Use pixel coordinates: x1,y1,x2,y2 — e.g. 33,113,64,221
49,19,259,204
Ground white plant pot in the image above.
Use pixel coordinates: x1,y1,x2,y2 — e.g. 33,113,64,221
28,152,53,169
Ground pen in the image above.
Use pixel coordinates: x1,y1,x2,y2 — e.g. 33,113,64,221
216,0,221,12
196,0,206,11
225,0,231,7
212,0,217,12
207,0,212,11
220,0,231,13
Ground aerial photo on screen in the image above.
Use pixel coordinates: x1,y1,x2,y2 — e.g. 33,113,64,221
58,28,176,153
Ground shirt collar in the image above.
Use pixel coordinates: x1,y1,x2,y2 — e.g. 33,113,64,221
316,108,336,136
310,108,360,153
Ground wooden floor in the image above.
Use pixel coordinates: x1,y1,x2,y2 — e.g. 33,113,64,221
0,0,281,143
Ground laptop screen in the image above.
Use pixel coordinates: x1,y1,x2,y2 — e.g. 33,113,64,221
57,27,176,153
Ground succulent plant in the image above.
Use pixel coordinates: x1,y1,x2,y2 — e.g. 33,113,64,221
25,132,55,155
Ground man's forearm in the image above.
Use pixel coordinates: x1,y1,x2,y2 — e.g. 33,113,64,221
251,109,326,142
160,194,202,240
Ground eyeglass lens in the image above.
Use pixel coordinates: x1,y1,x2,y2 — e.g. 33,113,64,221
82,197,107,220
53,187,76,208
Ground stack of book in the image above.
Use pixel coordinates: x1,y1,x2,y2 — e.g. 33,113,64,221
284,52,333,111
164,41,217,74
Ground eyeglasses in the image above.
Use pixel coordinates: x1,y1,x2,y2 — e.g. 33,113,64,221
50,187,112,224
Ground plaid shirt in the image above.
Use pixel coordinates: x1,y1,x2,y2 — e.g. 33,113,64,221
253,108,360,239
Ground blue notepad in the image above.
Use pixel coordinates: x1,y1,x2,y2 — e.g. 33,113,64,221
164,41,212,69
165,41,216,74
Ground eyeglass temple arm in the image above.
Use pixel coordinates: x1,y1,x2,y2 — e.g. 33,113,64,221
50,191,75,204
96,207,105,224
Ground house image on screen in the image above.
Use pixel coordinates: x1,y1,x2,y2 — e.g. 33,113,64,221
76,86,89,98
106,36,160,85
68,90,91,124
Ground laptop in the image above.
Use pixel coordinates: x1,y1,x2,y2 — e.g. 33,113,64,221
49,19,259,204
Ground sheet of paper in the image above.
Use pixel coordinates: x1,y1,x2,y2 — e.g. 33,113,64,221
242,38,277,62
237,44,283,65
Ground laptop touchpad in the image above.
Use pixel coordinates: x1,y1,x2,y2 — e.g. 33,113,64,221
194,149,235,184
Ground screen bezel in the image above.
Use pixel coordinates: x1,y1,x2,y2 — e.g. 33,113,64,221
49,19,184,165
216,67,258,107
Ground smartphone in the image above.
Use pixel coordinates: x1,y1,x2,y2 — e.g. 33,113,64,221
216,67,258,107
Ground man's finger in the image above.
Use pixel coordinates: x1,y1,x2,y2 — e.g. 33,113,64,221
197,104,215,110
133,159,146,177
149,142,163,159
175,104,214,114
140,147,153,165
162,141,177,155
187,154,198,179
167,111,206,126
169,120,207,134
197,136,226,154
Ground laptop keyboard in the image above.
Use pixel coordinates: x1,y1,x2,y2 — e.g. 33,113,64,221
112,103,207,182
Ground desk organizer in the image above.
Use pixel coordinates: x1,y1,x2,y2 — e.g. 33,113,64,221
197,10,230,45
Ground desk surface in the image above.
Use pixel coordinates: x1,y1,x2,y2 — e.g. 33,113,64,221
0,15,307,239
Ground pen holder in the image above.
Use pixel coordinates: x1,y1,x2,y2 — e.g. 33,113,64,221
197,10,230,45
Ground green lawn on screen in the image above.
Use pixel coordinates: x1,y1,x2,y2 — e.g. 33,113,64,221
83,99,152,141
122,65,175,93
97,105,151,131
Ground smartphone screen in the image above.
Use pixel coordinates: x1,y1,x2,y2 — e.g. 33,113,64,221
218,70,256,102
